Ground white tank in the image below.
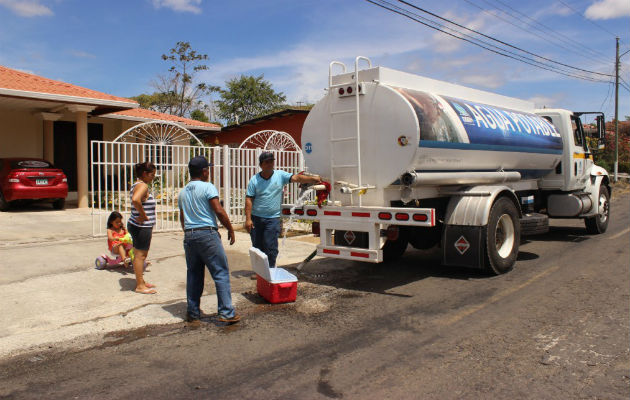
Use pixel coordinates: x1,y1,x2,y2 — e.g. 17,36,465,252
301,67,563,205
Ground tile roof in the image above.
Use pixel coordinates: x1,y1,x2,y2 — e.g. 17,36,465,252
0,65,137,106
110,108,220,130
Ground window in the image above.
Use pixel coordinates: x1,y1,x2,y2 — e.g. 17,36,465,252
571,116,584,147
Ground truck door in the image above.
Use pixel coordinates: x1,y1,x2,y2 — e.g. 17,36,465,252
568,115,590,190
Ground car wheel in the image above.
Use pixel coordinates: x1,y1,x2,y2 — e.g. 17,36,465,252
52,198,65,210
0,191,9,211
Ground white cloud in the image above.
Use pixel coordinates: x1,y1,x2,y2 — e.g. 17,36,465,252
585,0,630,19
459,73,505,89
151,0,202,14
532,2,573,20
527,94,566,109
430,11,489,54
0,0,52,17
202,35,431,103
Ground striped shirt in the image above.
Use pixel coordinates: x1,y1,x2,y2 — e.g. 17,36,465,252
129,182,156,227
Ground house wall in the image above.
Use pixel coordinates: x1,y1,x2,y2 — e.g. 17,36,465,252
203,113,307,147
0,108,43,158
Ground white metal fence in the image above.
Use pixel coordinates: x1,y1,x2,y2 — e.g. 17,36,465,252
90,141,305,236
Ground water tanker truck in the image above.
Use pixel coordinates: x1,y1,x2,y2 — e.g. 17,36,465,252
282,57,610,274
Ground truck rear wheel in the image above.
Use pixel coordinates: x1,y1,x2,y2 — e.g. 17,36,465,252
383,235,408,262
585,185,610,234
483,197,521,275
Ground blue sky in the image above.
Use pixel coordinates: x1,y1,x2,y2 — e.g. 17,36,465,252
0,0,628,121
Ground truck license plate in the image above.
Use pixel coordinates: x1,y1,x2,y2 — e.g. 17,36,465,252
35,179,48,185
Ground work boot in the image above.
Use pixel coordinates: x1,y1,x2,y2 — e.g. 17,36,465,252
217,314,241,324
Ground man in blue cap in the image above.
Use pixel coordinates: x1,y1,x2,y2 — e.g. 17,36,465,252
245,151,321,268
179,156,240,324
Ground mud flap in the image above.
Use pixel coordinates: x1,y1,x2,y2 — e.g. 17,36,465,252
442,224,486,269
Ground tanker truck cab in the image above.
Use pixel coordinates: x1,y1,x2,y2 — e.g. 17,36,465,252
282,57,611,275
536,110,610,231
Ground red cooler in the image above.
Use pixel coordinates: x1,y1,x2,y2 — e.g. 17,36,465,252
249,247,298,304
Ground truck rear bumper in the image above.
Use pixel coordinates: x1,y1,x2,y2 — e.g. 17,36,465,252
282,204,435,263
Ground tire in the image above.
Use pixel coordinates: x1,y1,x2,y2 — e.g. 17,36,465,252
407,226,442,249
585,186,610,234
0,191,9,212
520,213,549,236
483,197,521,275
52,198,65,210
382,235,408,263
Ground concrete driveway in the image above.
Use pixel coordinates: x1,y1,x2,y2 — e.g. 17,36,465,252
0,203,319,358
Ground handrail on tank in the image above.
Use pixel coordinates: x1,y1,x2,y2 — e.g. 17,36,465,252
328,61,347,87
353,56,371,206
354,56,372,72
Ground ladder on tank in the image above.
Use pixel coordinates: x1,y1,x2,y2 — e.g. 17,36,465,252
327,56,374,206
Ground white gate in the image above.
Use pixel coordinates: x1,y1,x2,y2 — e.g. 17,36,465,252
90,142,305,236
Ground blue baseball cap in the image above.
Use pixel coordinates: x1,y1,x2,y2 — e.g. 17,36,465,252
188,156,213,170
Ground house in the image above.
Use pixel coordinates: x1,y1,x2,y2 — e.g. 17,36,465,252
199,107,310,147
0,65,219,208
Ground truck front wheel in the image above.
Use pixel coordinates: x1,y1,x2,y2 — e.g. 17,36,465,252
484,197,521,275
585,185,610,234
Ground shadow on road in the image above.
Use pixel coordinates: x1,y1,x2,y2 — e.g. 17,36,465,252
2,200,78,213
285,247,493,296
119,277,137,292
162,301,187,319
529,226,591,243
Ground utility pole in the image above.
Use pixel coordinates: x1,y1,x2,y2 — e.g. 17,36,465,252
614,37,619,182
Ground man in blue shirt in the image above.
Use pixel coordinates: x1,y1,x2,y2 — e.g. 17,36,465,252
245,152,321,267
179,156,239,324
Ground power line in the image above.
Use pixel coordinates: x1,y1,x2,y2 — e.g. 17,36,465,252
397,0,614,78
365,0,611,83
599,81,614,112
555,0,625,42
473,0,610,61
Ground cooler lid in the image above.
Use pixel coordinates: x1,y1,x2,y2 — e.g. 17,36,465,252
249,247,298,283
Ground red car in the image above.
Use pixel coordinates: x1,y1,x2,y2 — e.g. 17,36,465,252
0,158,68,211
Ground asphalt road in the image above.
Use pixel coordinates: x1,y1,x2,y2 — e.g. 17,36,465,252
1,193,628,400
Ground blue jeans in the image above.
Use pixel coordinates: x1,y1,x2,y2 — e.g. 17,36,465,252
250,215,282,268
183,229,235,319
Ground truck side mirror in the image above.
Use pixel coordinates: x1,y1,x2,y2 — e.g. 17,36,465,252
596,115,606,149
595,115,605,139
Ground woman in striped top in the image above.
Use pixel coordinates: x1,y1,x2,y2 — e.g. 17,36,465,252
128,161,157,294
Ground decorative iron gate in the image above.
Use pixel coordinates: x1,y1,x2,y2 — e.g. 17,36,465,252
90,140,305,236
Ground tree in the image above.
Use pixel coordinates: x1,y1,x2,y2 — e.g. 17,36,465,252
190,109,209,123
132,42,218,117
214,75,286,125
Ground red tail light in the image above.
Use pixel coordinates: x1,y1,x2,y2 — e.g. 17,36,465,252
347,86,353,94
307,209,317,216
295,209,304,215
338,88,345,95
395,213,409,221
378,212,392,220
413,214,428,222
282,209,291,215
